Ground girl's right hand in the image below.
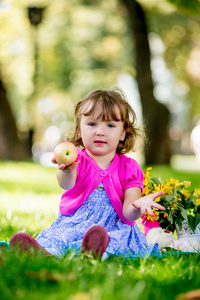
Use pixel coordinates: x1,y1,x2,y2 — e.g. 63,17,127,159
58,160,80,174
51,157,79,175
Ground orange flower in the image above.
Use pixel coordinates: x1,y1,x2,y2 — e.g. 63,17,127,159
182,190,191,198
194,188,200,198
145,209,159,221
164,212,169,218
172,204,177,209
196,199,200,205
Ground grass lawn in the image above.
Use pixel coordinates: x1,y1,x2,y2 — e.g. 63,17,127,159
0,160,200,300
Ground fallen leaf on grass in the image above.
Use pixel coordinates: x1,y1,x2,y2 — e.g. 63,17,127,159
69,288,100,300
175,289,200,300
24,268,76,282
70,292,91,300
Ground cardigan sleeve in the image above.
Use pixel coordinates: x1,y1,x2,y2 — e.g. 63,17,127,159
122,156,144,192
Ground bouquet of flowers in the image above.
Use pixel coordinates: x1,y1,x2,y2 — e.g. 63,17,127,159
142,167,200,232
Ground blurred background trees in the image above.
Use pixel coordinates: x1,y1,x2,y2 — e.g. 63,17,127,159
0,0,200,165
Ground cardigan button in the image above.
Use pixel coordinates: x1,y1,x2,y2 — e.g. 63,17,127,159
100,170,107,176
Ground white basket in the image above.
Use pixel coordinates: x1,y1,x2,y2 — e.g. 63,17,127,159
175,220,200,241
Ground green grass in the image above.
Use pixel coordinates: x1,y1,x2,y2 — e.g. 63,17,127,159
0,160,200,300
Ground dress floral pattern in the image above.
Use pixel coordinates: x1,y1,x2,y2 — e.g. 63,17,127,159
36,183,160,258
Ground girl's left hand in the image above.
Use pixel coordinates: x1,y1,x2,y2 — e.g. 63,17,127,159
132,191,165,216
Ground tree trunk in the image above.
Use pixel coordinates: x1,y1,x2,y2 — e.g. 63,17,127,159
121,0,171,164
0,78,29,160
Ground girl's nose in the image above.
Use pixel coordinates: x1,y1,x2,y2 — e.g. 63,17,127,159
96,124,105,136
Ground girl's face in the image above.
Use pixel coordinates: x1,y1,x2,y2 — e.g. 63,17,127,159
79,102,126,160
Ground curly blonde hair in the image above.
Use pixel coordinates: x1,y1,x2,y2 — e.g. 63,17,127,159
68,89,144,154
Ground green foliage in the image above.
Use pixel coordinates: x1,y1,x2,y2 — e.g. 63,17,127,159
167,0,200,14
147,5,200,121
1,0,200,163
0,0,133,127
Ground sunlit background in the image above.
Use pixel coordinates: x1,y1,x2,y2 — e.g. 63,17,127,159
0,0,200,170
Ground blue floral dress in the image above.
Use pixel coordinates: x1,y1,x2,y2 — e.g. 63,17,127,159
36,182,160,259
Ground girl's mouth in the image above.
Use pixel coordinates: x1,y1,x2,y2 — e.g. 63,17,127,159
94,140,106,144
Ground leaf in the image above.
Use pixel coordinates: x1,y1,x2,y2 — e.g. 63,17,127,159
193,206,198,214
24,268,73,282
194,214,200,230
151,177,162,185
168,213,173,224
187,215,196,232
176,215,182,230
176,215,183,230
197,205,200,214
165,195,174,202
190,190,194,200
180,207,188,220
173,187,177,196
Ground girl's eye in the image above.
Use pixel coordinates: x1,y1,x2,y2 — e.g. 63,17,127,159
108,124,115,128
88,122,96,127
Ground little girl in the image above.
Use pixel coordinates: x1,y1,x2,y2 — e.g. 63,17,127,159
9,89,165,259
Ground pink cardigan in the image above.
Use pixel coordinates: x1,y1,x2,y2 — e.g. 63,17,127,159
59,148,144,225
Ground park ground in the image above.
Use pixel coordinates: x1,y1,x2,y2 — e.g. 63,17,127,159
0,157,200,300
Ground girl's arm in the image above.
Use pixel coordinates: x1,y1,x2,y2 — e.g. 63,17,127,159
123,187,165,221
53,159,79,190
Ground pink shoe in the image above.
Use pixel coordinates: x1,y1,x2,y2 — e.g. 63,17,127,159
10,233,52,256
80,225,109,258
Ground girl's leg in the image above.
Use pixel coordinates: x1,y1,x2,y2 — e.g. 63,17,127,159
80,225,109,258
10,232,52,256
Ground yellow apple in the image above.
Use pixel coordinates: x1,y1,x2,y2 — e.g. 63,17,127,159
54,142,78,165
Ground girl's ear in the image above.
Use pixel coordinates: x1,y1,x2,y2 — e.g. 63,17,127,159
120,130,126,141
